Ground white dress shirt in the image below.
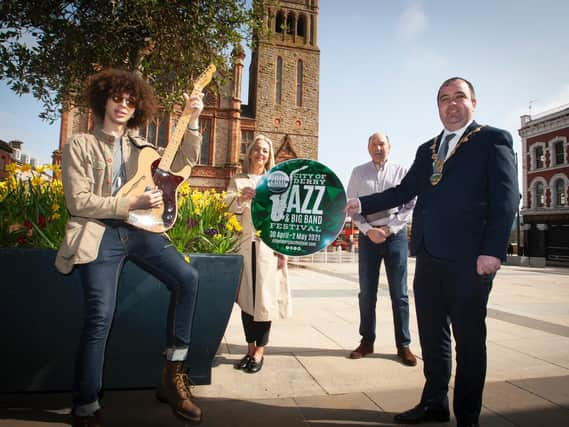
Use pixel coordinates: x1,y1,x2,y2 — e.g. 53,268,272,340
441,120,474,160
347,160,416,235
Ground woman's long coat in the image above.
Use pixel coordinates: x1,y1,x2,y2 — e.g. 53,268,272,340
227,174,292,321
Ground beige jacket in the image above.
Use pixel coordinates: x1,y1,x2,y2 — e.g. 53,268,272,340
55,126,201,274
227,174,291,321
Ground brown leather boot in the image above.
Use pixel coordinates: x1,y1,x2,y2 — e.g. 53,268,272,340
156,361,202,423
349,342,374,359
397,347,418,366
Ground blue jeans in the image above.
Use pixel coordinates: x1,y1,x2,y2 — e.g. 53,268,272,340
72,224,199,414
357,229,411,348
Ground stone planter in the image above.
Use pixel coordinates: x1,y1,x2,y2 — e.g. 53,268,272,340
1,248,242,392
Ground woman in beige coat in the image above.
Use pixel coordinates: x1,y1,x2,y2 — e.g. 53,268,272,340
227,135,291,373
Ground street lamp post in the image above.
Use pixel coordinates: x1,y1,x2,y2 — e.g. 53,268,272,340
515,152,522,255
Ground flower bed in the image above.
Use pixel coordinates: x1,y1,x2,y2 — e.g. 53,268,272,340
0,164,242,253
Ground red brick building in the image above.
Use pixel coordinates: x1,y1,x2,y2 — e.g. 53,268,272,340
0,139,13,180
0,140,25,180
519,104,569,264
54,0,321,191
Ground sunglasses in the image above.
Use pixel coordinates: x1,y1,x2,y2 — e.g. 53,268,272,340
111,94,137,109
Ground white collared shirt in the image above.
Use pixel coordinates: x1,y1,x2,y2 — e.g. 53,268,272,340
441,120,473,160
347,160,416,235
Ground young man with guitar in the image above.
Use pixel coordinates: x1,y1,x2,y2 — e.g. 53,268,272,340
55,68,209,426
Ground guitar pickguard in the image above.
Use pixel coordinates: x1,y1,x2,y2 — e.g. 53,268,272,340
119,148,184,233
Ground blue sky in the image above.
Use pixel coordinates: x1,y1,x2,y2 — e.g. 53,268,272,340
1,0,569,188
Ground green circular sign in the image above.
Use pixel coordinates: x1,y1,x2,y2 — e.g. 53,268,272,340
251,159,347,256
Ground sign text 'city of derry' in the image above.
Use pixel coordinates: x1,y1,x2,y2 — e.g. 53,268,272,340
252,159,347,256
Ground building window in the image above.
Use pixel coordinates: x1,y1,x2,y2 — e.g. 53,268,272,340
534,145,544,169
310,14,315,44
297,14,306,38
199,118,212,165
275,11,285,33
296,60,303,107
241,130,254,155
555,179,567,207
535,182,545,208
0,156,4,171
141,114,168,148
275,56,283,105
554,140,565,165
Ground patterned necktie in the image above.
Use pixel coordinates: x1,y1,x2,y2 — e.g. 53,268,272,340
438,133,456,160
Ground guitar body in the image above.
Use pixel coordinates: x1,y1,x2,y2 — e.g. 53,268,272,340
117,147,189,233
115,63,216,233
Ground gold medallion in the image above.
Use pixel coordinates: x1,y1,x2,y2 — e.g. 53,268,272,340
430,172,442,185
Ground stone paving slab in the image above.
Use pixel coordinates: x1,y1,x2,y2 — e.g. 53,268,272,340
509,375,569,410
2,260,569,426
482,380,569,427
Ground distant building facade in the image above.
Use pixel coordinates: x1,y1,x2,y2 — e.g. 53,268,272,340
519,104,569,263
54,0,321,191
0,140,27,180
0,140,13,180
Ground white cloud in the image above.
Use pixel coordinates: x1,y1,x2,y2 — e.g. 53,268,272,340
396,1,428,41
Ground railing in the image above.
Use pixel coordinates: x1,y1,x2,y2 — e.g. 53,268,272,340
291,246,358,264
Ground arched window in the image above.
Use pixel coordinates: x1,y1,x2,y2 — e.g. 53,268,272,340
199,118,212,165
296,60,303,107
275,11,285,33
555,179,567,207
535,182,545,208
275,56,283,105
534,145,544,169
297,15,306,38
241,130,254,156
141,114,168,148
554,140,565,165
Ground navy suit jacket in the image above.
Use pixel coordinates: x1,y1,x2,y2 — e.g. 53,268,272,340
359,121,518,261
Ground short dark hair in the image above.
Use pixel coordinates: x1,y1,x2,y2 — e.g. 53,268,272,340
437,77,476,102
84,68,158,128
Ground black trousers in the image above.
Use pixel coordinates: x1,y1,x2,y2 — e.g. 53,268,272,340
241,311,271,347
414,249,493,425
241,241,271,347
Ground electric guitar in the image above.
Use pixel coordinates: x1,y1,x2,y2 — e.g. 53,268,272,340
117,64,216,233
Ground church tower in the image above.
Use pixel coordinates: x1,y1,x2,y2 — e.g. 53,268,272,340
248,0,320,162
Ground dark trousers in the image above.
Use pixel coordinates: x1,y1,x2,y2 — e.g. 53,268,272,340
241,241,271,347
357,230,411,348
414,249,493,425
73,224,199,411
241,311,271,347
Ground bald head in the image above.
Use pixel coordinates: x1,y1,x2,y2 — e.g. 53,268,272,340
368,132,391,165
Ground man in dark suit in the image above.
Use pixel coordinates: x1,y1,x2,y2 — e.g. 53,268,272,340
346,77,518,427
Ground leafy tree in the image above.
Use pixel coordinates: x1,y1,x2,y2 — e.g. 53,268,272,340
0,0,267,122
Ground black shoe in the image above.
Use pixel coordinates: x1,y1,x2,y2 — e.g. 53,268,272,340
245,357,264,373
234,355,252,370
394,404,450,424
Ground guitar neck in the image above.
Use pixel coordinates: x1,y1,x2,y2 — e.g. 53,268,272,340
157,63,216,173
157,107,193,172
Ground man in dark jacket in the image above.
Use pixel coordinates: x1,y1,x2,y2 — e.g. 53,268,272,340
346,77,518,427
